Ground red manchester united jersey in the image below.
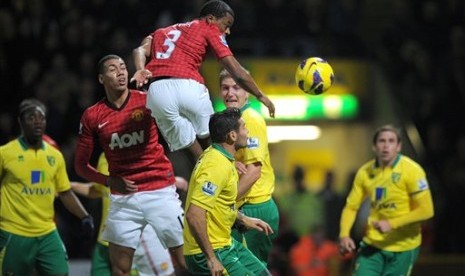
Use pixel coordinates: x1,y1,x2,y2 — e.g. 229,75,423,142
146,19,233,84
75,90,175,194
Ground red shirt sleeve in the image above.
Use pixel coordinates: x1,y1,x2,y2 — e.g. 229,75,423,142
74,109,108,185
205,24,233,60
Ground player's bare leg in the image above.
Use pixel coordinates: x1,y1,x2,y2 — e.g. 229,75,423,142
109,243,136,276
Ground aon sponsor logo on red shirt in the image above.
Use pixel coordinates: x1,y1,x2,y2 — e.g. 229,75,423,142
109,130,144,150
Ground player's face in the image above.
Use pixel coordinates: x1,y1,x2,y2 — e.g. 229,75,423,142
234,118,248,150
373,130,401,167
20,107,46,140
220,77,248,108
100,58,128,92
213,13,234,35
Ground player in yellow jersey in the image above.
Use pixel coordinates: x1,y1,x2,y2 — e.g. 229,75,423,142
183,108,273,275
72,153,188,276
218,69,279,265
0,98,94,275
339,125,434,275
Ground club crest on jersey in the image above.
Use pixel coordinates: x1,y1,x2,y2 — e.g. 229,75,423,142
47,156,56,166
247,137,259,149
418,179,428,191
391,172,401,183
219,34,228,46
131,109,145,122
202,181,217,196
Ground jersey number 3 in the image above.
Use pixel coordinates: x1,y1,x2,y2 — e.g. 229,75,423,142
156,30,181,59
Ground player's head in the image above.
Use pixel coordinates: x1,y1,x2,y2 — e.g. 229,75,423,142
219,68,249,109
17,98,47,141
209,108,247,149
200,0,234,35
372,125,402,166
97,54,128,93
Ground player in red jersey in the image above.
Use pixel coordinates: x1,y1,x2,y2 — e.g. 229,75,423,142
131,0,275,160
75,54,186,275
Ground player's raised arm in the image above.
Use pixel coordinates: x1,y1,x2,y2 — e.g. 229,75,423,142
219,56,275,118
131,35,153,88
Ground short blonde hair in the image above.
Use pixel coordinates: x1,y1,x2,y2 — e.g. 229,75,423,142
372,125,401,145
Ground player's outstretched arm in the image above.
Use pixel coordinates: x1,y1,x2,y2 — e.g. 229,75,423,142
71,182,103,199
131,35,153,88
220,56,275,118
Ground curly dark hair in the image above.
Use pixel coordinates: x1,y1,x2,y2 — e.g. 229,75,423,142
209,108,241,143
200,0,234,19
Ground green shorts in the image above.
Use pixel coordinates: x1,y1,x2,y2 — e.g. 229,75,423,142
231,198,279,265
0,229,68,275
91,242,111,276
185,239,269,276
353,242,420,276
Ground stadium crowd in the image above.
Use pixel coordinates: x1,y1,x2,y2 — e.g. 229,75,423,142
1,0,464,273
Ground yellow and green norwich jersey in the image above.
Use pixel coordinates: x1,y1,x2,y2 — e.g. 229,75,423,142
93,153,110,246
344,154,432,251
0,137,71,237
235,104,275,205
183,144,238,255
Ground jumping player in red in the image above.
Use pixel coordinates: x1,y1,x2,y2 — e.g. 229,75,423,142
75,54,186,276
131,0,275,160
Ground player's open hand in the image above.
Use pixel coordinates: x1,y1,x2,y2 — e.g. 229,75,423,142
242,216,274,235
372,220,392,233
258,95,275,118
207,256,224,276
106,175,138,194
339,236,356,255
235,161,247,175
130,69,152,88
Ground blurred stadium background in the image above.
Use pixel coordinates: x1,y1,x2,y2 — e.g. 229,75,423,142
1,0,464,275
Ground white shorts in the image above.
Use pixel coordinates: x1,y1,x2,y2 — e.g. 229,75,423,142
102,185,184,250
146,78,214,151
132,225,175,276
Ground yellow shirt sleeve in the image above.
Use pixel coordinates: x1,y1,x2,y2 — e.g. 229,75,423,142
55,152,71,192
339,170,366,237
339,206,357,238
389,189,434,229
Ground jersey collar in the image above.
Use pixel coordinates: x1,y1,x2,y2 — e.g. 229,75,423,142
104,90,131,111
374,153,401,169
239,101,250,113
18,136,45,151
212,143,234,161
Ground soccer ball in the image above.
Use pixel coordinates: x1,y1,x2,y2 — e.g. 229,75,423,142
295,57,334,95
